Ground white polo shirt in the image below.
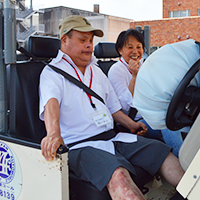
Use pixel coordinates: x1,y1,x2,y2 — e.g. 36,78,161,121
39,50,137,154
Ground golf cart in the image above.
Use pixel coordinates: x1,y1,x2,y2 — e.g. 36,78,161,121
1,1,200,199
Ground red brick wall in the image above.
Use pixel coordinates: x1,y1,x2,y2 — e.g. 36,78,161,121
130,17,200,47
163,0,200,18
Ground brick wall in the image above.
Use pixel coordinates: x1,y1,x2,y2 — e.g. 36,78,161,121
130,17,200,47
163,0,200,18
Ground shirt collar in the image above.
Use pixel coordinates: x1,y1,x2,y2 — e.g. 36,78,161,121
120,57,128,67
53,50,97,68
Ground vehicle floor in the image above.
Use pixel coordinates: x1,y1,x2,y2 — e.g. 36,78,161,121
144,177,176,200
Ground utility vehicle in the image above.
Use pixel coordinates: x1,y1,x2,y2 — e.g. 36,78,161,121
0,1,200,199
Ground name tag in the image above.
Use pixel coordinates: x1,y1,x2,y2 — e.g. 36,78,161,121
92,111,111,127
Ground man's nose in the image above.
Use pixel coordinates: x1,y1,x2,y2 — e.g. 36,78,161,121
85,42,92,48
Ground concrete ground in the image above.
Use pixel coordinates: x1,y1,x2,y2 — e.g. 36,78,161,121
144,177,176,200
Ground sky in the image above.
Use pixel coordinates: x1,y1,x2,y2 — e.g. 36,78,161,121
32,0,163,21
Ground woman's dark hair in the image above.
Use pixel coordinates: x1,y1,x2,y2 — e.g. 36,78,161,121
115,29,145,54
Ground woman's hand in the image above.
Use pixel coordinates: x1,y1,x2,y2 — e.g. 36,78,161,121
128,59,139,76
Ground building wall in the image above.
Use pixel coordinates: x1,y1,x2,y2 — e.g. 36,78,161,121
39,6,101,37
163,0,200,18
39,2,200,49
130,0,200,48
39,6,132,46
86,15,107,45
130,16,200,47
106,16,132,43
38,6,107,46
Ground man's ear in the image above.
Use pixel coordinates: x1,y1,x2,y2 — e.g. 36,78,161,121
61,34,68,44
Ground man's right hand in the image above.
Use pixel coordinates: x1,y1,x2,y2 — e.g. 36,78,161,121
42,98,64,161
41,134,64,161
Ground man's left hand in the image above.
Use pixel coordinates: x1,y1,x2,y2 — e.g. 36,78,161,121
130,121,147,136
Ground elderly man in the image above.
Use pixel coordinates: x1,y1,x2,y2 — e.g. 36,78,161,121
39,15,184,200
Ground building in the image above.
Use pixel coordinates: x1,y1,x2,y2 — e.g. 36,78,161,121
33,0,199,50
16,0,44,43
130,0,200,49
38,5,132,46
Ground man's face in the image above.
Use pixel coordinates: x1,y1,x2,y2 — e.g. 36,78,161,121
61,30,94,68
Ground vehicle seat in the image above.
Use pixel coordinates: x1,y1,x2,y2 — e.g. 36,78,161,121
94,42,121,133
7,36,152,200
7,35,61,143
94,42,120,76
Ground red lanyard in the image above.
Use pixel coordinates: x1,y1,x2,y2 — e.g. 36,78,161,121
62,57,96,109
119,58,132,74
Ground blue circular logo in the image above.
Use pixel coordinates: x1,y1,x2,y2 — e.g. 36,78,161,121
0,142,16,184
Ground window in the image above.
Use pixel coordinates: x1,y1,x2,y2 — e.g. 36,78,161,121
169,10,190,18
198,9,200,16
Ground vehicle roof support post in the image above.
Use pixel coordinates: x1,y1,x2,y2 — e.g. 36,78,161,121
3,0,16,64
136,25,151,56
0,2,7,133
144,26,151,56
135,26,142,33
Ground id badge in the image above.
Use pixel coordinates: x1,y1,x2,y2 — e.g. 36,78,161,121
92,110,111,127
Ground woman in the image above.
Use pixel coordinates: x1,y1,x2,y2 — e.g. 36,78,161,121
108,29,183,157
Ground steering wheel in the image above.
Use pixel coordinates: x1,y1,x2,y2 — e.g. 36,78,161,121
166,58,200,130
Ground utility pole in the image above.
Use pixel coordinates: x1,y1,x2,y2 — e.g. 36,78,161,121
0,2,7,132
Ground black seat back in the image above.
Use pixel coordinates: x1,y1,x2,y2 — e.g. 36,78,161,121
7,35,61,143
94,42,120,76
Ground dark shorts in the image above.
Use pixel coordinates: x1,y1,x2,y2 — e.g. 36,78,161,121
69,136,171,191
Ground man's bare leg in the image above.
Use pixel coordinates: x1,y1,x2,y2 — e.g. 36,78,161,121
107,167,146,200
158,152,184,187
